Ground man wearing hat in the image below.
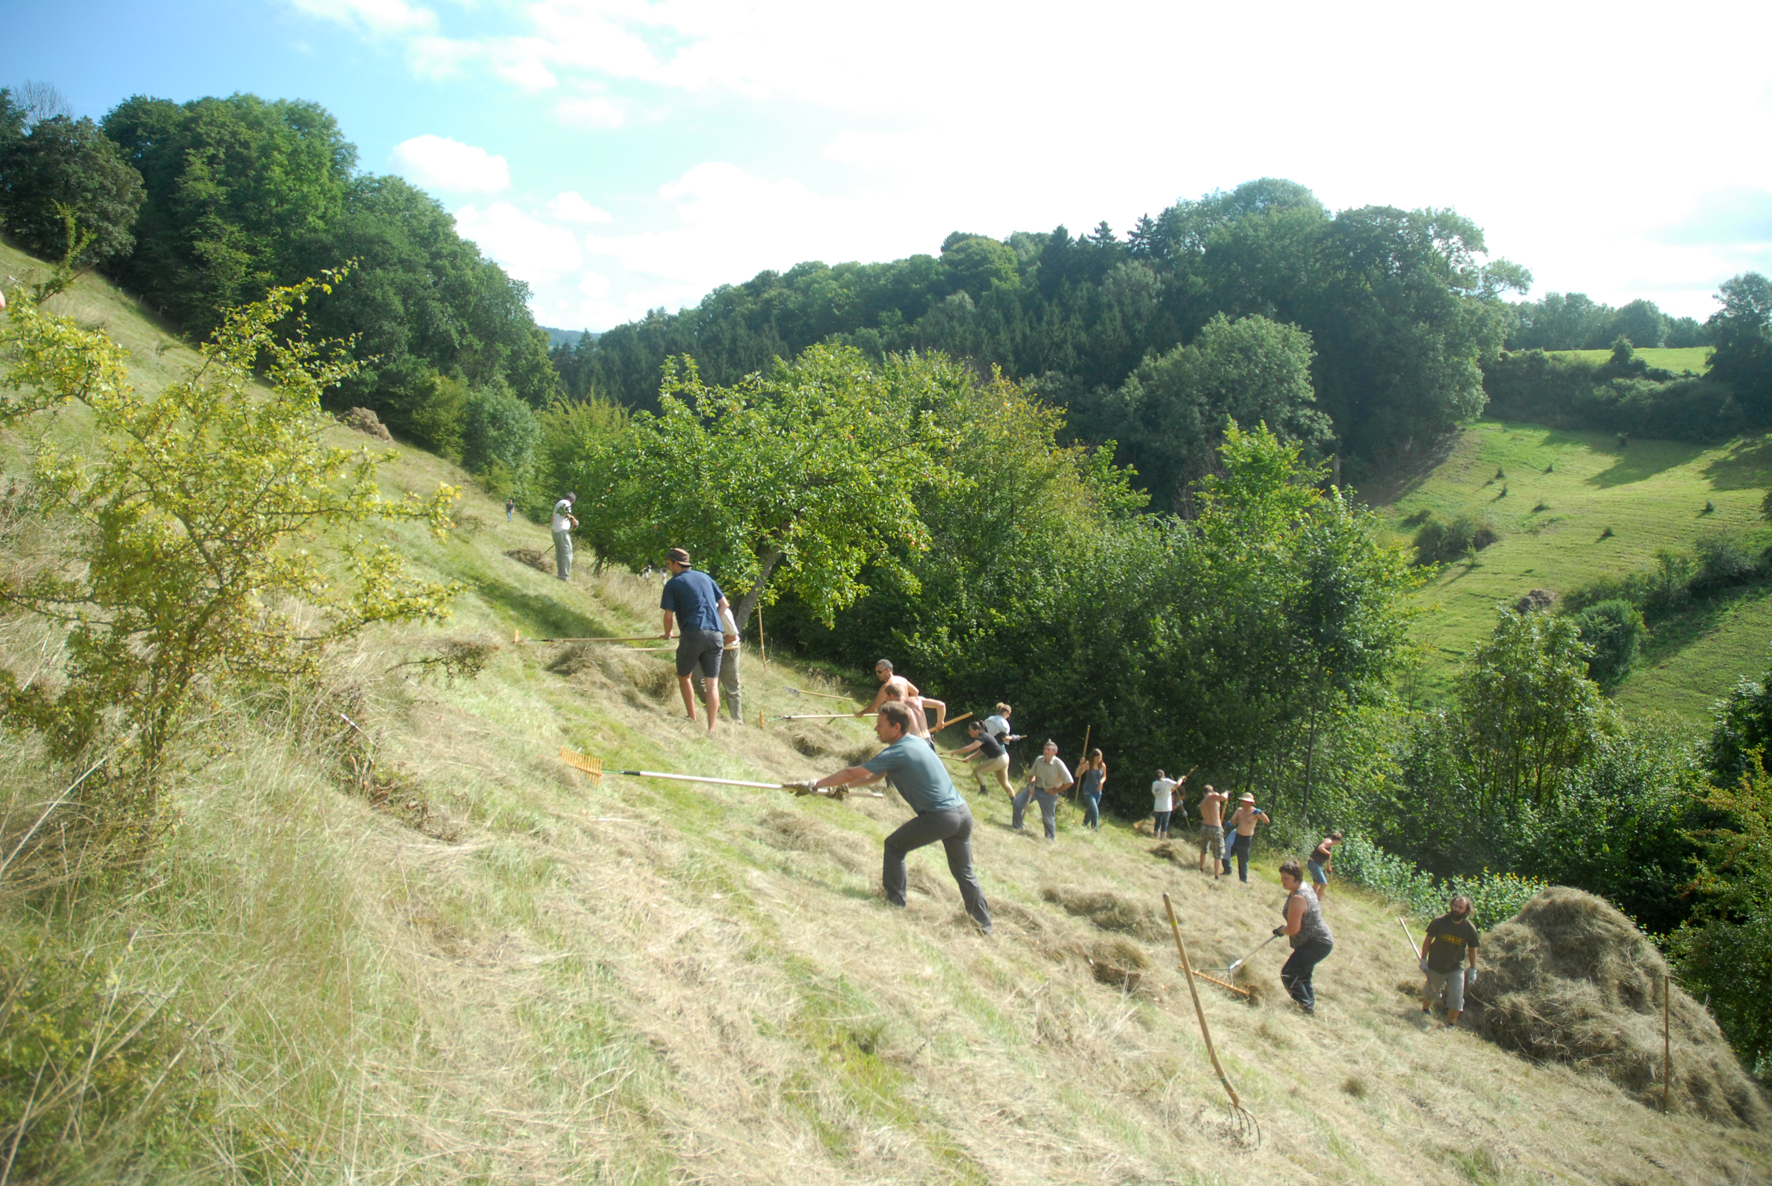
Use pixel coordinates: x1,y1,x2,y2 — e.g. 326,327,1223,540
660,547,731,733
1223,794,1271,884
551,492,578,580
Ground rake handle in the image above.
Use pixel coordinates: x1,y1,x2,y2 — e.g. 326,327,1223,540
1165,893,1242,1110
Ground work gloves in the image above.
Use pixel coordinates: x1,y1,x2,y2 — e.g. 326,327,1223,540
1419,958,1430,974
1465,968,1478,987
788,781,819,796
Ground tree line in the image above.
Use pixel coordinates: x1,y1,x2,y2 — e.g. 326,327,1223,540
0,84,552,473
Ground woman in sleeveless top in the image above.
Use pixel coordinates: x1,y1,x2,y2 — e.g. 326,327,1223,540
1076,749,1106,831
1274,858,1334,1015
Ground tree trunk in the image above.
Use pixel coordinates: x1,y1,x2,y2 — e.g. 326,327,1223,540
732,548,785,628
1300,702,1320,825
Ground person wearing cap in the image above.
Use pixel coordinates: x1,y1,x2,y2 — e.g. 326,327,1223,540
1419,894,1481,1026
793,699,991,933
717,598,744,725
1223,794,1271,883
659,547,730,732
550,492,578,580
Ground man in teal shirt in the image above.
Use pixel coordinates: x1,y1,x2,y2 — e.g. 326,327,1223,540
798,701,991,933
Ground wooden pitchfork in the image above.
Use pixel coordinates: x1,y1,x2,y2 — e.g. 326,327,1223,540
1164,893,1261,1151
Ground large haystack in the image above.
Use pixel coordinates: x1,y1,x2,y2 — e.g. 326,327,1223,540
1474,887,1768,1128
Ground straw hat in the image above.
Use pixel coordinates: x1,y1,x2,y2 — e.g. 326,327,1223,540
1239,793,1255,802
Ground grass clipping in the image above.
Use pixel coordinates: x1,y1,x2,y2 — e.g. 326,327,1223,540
1473,887,1769,1128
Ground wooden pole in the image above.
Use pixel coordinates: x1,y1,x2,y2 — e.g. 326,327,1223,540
1164,894,1244,1110
756,602,766,671
1076,725,1091,802
1664,974,1672,1113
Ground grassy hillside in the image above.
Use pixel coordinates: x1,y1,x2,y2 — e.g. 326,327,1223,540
2,251,1769,1183
1548,346,1713,373
1375,419,1772,716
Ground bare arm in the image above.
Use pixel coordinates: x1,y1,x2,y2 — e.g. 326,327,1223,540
661,609,676,639
1284,895,1306,937
947,739,983,757
920,696,946,730
858,686,890,717
814,764,877,791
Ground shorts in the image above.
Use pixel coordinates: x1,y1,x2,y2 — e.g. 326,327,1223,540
674,629,725,679
1308,860,1328,886
1424,966,1465,1013
1199,824,1224,858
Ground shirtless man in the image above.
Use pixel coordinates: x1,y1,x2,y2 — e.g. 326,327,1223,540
1223,794,1272,884
859,659,944,745
1197,784,1230,879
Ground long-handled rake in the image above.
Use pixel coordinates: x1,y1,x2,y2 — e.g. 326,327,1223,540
558,748,883,797
768,712,873,722
1223,933,1281,975
1163,893,1260,1150
1398,917,1423,963
786,686,859,705
515,630,662,645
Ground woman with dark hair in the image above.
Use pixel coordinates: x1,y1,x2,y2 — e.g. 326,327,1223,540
1273,858,1334,1016
1076,748,1107,831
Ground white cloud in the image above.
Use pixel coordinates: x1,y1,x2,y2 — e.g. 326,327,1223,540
389,135,511,193
546,191,613,223
302,0,1772,324
286,0,434,36
454,202,585,287
553,94,630,129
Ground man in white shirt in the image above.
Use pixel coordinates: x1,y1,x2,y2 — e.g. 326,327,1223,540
718,601,744,724
1150,770,1179,838
550,493,577,581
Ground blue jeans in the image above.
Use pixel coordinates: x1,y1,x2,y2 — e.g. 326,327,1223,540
1082,792,1101,830
1225,833,1252,881
1011,785,1032,830
1034,790,1058,839
1153,810,1171,836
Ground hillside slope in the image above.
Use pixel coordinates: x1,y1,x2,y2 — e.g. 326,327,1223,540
1,254,1768,1184
1374,419,1772,717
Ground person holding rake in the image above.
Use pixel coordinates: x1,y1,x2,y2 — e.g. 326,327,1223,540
791,700,992,933
947,719,1012,799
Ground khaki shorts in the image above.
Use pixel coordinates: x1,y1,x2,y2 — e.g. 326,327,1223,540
1199,824,1224,858
1425,967,1465,1013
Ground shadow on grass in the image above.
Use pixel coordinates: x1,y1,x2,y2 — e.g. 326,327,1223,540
1587,438,1705,488
1701,435,1772,491
471,573,616,640
1632,582,1772,676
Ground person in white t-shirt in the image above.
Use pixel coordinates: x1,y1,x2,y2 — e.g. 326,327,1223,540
550,493,578,581
1150,770,1179,838
718,601,744,724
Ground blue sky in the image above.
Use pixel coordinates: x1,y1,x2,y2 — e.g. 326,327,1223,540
8,0,1772,330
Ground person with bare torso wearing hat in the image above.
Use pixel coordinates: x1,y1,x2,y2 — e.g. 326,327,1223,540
1224,793,1271,883
659,546,730,733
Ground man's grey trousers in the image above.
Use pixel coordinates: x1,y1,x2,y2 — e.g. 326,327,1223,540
552,528,573,580
882,804,991,932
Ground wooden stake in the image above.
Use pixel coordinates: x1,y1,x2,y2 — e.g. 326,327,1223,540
756,602,766,671
1076,724,1091,802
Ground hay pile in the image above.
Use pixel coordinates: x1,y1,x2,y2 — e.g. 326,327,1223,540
1040,885,1165,940
1474,887,1769,1128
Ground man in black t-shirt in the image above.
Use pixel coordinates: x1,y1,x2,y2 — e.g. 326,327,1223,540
1419,895,1481,1026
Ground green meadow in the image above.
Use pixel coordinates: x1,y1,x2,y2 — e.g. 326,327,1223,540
1375,419,1772,719
1548,346,1714,373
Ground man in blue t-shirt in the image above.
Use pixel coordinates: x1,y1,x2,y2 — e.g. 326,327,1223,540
796,701,991,933
659,547,731,733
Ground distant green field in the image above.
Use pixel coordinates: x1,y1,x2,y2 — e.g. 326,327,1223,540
1547,346,1713,373
1374,419,1772,720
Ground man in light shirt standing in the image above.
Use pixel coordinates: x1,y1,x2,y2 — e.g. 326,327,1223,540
1150,769,1178,839
550,492,577,581
718,599,744,725
1028,739,1074,842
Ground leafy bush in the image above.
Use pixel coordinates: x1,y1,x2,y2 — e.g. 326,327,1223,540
1690,531,1765,593
1333,834,1545,931
1412,511,1499,565
1570,597,1643,687
462,377,538,495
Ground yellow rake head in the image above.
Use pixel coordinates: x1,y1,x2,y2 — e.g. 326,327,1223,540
559,747,604,786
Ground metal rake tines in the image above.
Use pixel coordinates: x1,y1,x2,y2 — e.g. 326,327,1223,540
1164,892,1262,1154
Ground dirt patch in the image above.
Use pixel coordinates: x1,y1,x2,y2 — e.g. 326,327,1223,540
1473,887,1769,1128
1041,885,1165,940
